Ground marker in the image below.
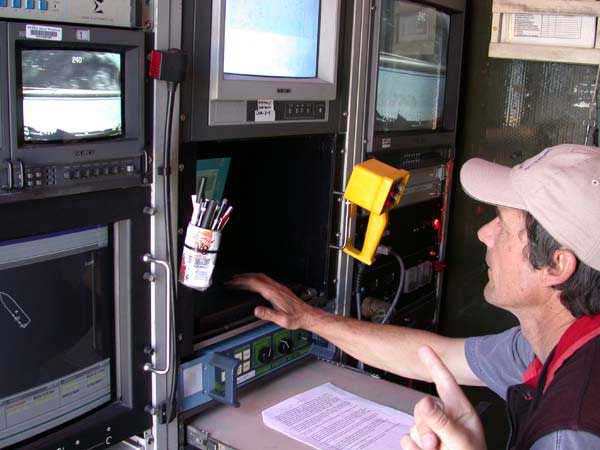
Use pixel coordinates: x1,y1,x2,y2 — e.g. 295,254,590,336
200,200,217,229
211,198,228,230
196,177,207,203
217,206,233,231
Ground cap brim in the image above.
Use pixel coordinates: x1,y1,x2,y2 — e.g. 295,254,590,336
460,158,526,209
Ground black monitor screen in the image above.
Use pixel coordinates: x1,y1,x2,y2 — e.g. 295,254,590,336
19,49,123,143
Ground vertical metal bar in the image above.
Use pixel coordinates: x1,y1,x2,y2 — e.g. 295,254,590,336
335,0,376,321
150,0,182,448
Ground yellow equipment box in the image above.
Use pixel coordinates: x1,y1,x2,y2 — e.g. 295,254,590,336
343,159,410,265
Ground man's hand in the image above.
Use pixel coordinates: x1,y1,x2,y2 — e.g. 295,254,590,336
226,273,322,330
401,346,487,450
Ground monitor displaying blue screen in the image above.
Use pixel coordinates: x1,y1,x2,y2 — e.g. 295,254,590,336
223,0,320,78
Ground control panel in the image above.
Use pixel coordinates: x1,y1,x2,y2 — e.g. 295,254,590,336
179,323,315,412
245,101,327,122
23,158,139,187
0,0,137,28
0,156,146,202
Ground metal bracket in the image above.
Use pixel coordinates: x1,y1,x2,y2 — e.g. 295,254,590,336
142,149,151,177
142,254,172,375
5,160,13,191
145,403,167,424
330,191,352,251
16,160,24,190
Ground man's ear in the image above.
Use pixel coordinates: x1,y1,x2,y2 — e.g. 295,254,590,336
542,249,578,287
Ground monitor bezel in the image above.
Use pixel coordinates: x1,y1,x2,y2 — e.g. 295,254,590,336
0,23,9,174
209,0,340,101
15,45,126,146
6,23,144,166
367,0,466,153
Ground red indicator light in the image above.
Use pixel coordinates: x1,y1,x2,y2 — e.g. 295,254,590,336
433,218,441,231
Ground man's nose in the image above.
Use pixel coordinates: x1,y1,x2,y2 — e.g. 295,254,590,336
477,221,494,247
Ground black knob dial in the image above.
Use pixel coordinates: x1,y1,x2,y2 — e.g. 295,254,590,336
277,338,293,355
258,346,273,364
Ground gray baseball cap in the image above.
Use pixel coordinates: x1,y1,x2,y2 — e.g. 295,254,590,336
460,144,600,271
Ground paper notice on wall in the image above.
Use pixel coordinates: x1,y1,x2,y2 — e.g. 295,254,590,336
262,383,414,450
501,14,597,48
255,99,276,122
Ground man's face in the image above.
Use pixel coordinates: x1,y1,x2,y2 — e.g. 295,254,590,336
477,206,541,310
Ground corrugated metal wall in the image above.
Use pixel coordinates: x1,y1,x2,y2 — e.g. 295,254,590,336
441,1,599,448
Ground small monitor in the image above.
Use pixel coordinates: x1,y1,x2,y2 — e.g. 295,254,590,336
19,49,123,144
208,0,340,126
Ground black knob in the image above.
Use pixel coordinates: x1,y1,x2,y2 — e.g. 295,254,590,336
257,346,273,364
277,338,293,355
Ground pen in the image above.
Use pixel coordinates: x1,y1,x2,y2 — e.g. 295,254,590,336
211,198,228,230
217,206,233,231
196,177,206,203
195,199,208,227
200,200,217,229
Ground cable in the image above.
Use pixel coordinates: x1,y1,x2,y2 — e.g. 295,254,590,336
353,246,405,371
162,81,179,423
377,246,405,325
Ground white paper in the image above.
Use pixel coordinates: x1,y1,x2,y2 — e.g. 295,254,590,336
255,99,276,122
502,14,597,48
262,383,414,450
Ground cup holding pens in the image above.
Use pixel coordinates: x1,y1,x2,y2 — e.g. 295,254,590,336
179,224,222,291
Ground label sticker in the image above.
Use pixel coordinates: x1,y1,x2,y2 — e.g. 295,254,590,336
26,24,63,41
238,370,256,384
76,29,91,41
382,137,392,149
255,99,275,122
183,363,204,398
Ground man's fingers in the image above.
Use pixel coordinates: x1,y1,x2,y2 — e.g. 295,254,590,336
417,346,473,412
400,433,424,450
416,421,440,450
254,306,296,329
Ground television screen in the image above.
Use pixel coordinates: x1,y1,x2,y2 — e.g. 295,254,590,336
223,0,321,78
19,50,123,143
374,1,450,132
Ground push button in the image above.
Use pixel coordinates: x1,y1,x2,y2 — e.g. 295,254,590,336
38,0,47,9
11,0,21,7
26,0,34,9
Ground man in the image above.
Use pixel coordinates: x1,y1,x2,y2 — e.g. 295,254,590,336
229,144,600,450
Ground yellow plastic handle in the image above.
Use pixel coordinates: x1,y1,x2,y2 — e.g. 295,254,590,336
343,210,388,265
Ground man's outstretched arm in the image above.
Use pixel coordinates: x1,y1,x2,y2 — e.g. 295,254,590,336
227,273,484,386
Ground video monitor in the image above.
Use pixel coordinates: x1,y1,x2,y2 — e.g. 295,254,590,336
373,1,450,132
18,49,123,143
223,0,321,78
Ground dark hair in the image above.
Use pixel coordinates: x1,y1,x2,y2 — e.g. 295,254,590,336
525,212,600,317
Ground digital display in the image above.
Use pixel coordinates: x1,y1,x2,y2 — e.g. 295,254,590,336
20,50,123,143
223,0,320,78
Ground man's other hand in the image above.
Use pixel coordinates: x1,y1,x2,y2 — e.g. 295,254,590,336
226,273,320,330
401,346,487,450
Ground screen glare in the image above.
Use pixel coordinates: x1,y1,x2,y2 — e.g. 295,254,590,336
223,0,320,78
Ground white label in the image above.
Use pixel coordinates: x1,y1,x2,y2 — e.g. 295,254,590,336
25,24,62,41
75,29,91,41
183,364,204,398
381,138,392,149
237,370,256,384
255,99,275,122
502,14,596,48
